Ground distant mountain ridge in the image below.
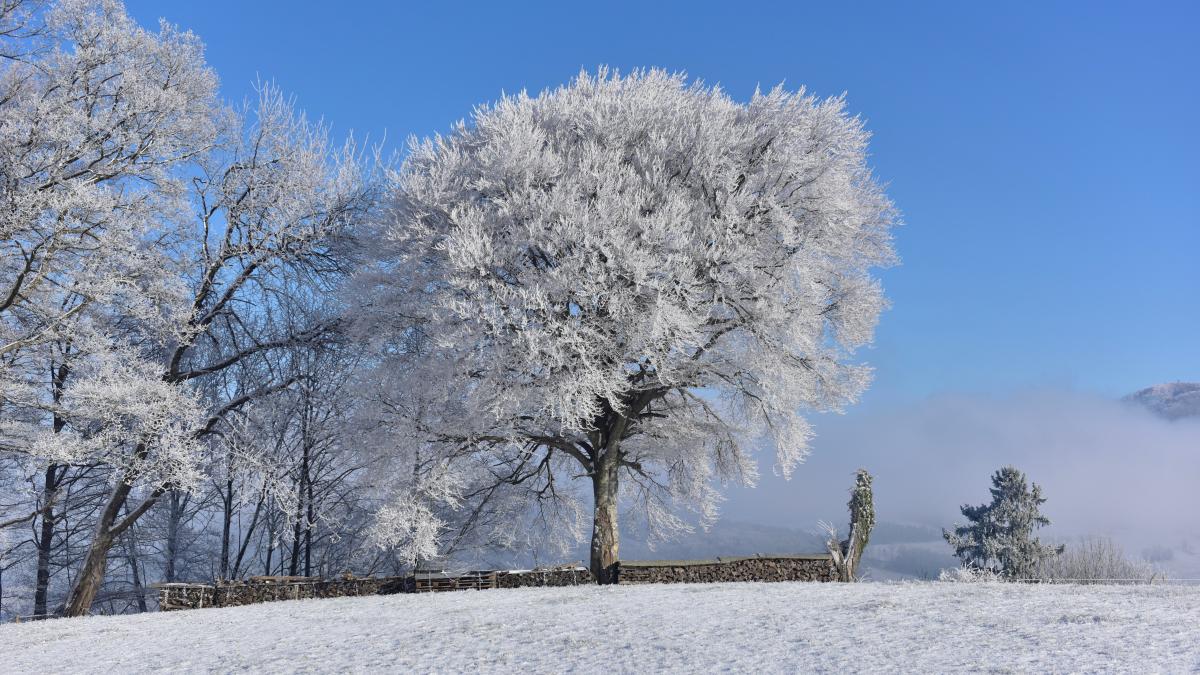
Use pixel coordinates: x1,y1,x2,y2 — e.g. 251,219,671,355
1123,382,1200,420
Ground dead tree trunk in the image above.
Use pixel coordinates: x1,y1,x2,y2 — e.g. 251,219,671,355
825,469,875,582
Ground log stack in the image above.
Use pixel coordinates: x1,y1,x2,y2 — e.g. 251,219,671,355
154,583,216,611
155,575,408,611
497,565,593,588
615,554,835,584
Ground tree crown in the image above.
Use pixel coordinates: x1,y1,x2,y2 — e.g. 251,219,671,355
358,68,897,556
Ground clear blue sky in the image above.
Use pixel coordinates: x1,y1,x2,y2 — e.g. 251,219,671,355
128,0,1199,403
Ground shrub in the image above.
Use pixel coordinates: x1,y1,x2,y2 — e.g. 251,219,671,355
1036,536,1161,584
937,566,1003,583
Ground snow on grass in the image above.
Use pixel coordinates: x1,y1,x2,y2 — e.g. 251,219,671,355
3,582,1198,673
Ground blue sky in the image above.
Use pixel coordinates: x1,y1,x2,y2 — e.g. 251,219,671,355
127,0,1199,404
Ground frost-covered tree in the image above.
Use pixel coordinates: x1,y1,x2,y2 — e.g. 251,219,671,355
824,468,874,581
54,81,371,616
0,0,220,616
943,466,1063,580
0,0,375,616
359,68,897,582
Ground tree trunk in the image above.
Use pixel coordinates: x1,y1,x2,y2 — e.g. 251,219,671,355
589,451,620,584
164,491,184,583
264,539,274,576
231,492,264,579
64,531,113,617
219,477,233,579
121,506,147,613
33,464,59,617
63,468,158,617
264,498,276,576
288,511,302,576
36,367,68,617
304,482,313,578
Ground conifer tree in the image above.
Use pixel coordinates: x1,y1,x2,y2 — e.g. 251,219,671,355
943,466,1063,579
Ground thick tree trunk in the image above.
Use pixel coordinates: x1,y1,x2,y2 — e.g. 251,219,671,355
589,452,620,584
64,531,113,617
64,467,159,617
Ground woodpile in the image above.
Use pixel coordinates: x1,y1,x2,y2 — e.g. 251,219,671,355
155,576,407,611
412,570,497,593
615,554,835,585
154,583,216,611
497,565,593,588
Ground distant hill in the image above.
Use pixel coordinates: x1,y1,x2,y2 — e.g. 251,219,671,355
1123,382,1200,420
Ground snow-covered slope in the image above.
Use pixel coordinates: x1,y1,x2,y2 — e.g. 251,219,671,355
1124,382,1200,420
3,582,1198,673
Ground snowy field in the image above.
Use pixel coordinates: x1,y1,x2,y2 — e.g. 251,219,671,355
3,582,1198,673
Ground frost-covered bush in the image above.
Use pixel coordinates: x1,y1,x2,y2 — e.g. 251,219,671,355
937,566,1004,583
1037,536,1161,584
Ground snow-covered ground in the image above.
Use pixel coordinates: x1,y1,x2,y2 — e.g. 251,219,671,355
3,582,1198,673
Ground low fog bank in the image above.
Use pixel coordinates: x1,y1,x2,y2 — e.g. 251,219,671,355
716,389,1200,572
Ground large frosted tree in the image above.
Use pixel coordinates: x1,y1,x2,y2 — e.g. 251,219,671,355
360,69,897,582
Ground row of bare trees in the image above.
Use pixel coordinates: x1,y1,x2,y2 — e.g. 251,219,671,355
0,0,400,619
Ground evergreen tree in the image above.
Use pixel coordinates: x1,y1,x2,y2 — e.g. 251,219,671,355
943,466,1063,579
